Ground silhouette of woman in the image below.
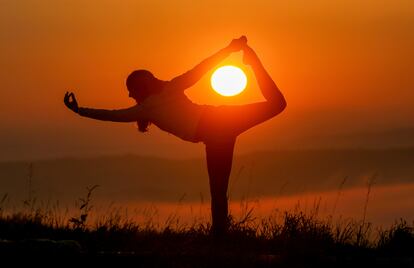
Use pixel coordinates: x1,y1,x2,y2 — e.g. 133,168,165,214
64,36,287,235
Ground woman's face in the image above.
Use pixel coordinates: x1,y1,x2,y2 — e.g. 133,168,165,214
127,77,163,103
128,89,139,102
128,82,150,103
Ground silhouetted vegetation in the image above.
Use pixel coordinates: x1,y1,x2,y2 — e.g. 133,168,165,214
0,187,412,267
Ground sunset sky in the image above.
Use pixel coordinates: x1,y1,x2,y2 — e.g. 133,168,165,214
1,0,413,160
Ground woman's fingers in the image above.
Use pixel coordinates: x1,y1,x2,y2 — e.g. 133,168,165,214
64,92,75,106
64,91,79,113
67,92,75,103
64,92,70,104
235,36,247,49
239,35,247,44
228,35,248,52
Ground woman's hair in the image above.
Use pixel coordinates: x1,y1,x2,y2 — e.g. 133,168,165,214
137,120,150,133
126,70,164,133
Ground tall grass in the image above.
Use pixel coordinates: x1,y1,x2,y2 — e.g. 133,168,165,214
0,164,412,265
0,186,412,253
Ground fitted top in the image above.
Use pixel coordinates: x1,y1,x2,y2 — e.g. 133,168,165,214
140,89,206,142
78,88,206,143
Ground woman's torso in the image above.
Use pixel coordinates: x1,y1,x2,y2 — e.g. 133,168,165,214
140,89,207,143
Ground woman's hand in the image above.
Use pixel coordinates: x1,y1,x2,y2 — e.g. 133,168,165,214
64,91,79,113
227,36,247,52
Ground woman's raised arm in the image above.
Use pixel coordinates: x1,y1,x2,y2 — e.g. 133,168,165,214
166,36,247,92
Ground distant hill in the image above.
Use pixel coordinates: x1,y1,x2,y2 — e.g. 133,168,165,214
0,148,413,204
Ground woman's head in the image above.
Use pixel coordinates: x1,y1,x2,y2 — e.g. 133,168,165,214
126,70,164,133
126,70,164,103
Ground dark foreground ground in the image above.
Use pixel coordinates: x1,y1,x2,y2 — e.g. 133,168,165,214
0,209,413,267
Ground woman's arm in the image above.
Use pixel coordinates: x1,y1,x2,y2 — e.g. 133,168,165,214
166,36,247,92
77,106,142,122
64,92,143,122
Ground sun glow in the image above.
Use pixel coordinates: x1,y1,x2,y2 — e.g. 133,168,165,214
211,66,247,96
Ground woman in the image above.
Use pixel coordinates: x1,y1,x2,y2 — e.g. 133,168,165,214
64,36,287,235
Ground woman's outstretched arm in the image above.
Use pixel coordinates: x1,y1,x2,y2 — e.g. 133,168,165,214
243,45,287,114
166,36,247,92
64,92,143,122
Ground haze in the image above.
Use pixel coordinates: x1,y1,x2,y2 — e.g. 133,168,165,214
1,0,413,160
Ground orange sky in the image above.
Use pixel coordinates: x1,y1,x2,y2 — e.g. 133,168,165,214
1,0,414,160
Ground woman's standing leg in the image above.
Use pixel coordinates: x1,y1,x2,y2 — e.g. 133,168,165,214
205,138,236,236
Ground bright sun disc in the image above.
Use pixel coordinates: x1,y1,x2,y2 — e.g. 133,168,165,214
211,65,247,96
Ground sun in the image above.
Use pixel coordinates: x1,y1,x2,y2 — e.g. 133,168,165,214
211,65,247,96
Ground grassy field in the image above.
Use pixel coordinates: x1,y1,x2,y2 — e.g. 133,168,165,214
0,186,412,267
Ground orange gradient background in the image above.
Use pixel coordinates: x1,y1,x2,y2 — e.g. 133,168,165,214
1,1,414,229
1,0,413,160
